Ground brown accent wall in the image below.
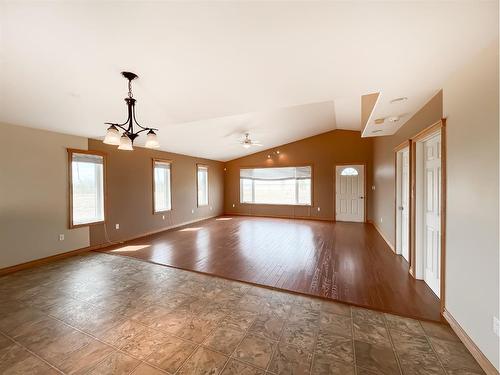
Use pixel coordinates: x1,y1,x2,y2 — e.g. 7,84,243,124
224,130,373,220
88,139,224,246
0,123,90,269
370,91,443,246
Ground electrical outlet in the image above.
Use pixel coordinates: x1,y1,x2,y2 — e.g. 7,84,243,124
494,317,500,337
317,207,321,212
115,224,120,230
162,215,165,220
372,185,376,191
380,217,383,223
191,209,194,214
59,234,64,241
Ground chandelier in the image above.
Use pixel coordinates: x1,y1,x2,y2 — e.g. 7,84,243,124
103,71,160,151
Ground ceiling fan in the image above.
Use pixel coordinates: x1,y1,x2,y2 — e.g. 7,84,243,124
240,133,263,149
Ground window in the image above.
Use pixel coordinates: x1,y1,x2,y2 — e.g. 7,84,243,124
68,149,105,227
197,165,209,206
240,166,312,205
153,159,172,212
341,167,358,176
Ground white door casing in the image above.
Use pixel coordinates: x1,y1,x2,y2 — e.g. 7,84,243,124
335,165,365,222
396,148,410,262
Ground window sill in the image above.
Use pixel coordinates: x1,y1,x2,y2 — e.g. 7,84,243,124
239,203,312,207
70,220,105,229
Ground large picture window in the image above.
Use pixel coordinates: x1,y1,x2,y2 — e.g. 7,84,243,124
153,159,172,213
68,149,105,227
197,164,209,206
240,166,312,205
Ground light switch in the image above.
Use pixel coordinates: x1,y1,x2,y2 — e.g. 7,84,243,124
115,224,120,229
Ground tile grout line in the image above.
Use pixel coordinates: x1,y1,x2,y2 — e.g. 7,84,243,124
305,304,323,375
0,330,65,374
383,313,404,375
420,321,450,375
351,306,358,375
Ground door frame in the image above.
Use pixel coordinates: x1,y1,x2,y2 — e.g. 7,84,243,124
394,140,411,261
410,119,446,312
333,162,367,223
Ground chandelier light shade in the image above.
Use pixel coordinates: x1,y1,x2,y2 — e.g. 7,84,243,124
103,125,120,145
103,71,160,151
145,129,160,148
118,133,134,151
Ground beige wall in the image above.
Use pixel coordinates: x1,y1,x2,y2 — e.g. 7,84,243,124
224,130,373,220
0,123,89,268
443,42,499,370
88,139,224,246
370,91,443,247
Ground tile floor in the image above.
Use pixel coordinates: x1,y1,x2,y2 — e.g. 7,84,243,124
0,252,485,375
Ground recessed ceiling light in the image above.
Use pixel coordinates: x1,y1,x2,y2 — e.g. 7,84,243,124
374,118,385,125
388,116,400,122
390,97,408,104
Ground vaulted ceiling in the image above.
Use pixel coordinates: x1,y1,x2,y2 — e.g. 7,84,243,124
0,1,497,160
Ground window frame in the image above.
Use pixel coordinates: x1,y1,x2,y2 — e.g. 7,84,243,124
67,148,107,229
196,164,209,207
152,158,173,214
239,164,314,206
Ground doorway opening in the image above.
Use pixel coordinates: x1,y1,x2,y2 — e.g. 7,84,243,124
335,164,365,222
395,143,411,263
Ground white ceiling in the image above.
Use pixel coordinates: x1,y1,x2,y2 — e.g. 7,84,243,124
0,1,497,161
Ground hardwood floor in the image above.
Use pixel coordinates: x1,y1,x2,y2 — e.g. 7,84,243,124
100,216,441,322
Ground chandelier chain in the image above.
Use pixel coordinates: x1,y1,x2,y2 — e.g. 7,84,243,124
128,80,133,99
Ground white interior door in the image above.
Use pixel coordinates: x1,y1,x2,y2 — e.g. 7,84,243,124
423,134,441,296
396,149,410,262
335,165,364,222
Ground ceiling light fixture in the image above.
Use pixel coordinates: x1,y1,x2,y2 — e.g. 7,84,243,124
240,133,263,148
388,116,400,123
390,97,408,104
103,72,160,151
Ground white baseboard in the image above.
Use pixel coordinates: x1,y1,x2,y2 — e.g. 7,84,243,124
443,309,499,375
368,220,395,252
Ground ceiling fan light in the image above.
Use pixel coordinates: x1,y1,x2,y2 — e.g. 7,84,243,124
118,134,134,151
103,125,120,145
243,143,251,149
145,130,160,149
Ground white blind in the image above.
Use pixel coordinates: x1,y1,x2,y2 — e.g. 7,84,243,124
240,166,311,180
72,153,103,164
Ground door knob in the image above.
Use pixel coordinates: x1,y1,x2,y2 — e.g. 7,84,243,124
359,197,364,199
398,206,404,210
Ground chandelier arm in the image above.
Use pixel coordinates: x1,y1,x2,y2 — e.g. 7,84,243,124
132,105,153,131
134,127,158,135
